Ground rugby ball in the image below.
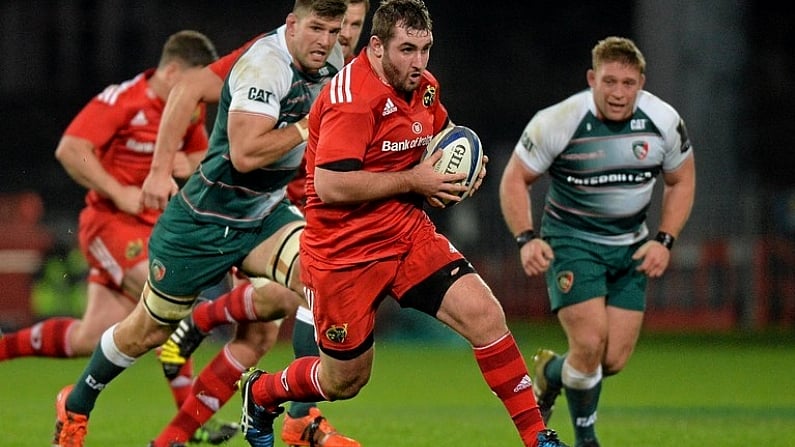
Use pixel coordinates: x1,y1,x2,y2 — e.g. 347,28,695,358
423,125,484,206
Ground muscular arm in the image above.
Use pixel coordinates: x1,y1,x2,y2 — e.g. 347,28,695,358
169,150,206,180
499,152,554,276
141,67,222,209
226,112,307,173
55,135,141,215
499,153,543,236
313,150,466,205
659,154,696,237
633,154,696,277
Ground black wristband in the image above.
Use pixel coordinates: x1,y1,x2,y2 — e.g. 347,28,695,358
654,231,675,250
515,229,537,249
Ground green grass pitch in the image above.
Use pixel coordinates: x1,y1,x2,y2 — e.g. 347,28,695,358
1,321,794,446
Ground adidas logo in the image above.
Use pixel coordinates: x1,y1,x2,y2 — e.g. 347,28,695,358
513,374,532,393
130,110,148,126
382,98,397,116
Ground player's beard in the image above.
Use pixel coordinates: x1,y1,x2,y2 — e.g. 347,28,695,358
382,53,420,94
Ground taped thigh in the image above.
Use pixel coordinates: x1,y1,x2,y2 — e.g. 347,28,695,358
265,221,304,288
142,280,196,325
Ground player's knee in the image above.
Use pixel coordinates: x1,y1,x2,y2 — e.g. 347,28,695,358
602,356,628,376
141,281,195,325
325,373,370,401
562,360,603,390
139,325,175,351
239,321,281,357
249,280,302,320
265,221,304,289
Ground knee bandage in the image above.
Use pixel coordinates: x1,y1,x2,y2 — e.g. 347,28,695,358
561,359,603,390
266,221,304,288
247,276,273,289
142,281,196,325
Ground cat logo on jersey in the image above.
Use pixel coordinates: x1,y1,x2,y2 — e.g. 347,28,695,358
520,131,535,153
248,87,273,104
422,85,436,107
150,259,167,282
632,141,649,160
677,119,692,154
556,271,574,293
325,324,348,344
125,238,144,260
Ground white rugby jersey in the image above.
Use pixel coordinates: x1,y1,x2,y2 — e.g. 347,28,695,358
514,89,693,245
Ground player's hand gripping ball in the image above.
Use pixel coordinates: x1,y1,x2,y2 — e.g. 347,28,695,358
422,125,484,206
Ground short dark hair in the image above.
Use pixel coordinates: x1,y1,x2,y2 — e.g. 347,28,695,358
592,36,646,75
370,0,431,44
349,0,371,13
293,0,348,19
159,30,218,68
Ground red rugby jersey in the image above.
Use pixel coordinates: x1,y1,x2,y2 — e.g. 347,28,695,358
64,69,208,224
302,51,449,266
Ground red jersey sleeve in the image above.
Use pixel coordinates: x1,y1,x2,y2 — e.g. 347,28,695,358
314,103,374,167
64,91,135,148
208,34,263,80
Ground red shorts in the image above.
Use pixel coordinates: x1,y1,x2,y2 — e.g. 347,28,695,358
78,206,152,296
301,220,465,354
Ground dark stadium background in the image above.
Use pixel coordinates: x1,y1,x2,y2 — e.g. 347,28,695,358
1,1,794,331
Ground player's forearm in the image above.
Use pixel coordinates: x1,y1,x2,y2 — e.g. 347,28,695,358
314,168,412,205
659,156,696,237
499,158,535,235
228,115,306,173
55,138,123,199
152,87,200,177
660,184,694,238
500,183,534,236
61,156,124,199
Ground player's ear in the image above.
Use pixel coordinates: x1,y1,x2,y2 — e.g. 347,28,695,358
369,35,383,58
286,13,298,36
586,69,596,88
162,62,183,86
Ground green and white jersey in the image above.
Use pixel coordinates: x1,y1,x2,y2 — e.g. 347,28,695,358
515,89,693,245
178,25,343,229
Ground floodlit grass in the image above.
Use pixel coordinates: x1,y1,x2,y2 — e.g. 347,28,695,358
1,320,794,446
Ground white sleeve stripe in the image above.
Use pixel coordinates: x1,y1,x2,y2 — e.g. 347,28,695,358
330,64,352,104
88,237,124,286
96,74,142,105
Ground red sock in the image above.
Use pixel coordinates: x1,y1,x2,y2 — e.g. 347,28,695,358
192,284,256,333
166,358,195,408
473,332,545,447
154,346,243,445
0,317,76,360
252,357,325,409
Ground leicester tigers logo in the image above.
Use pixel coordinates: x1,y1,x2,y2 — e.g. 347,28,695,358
325,324,348,344
556,271,574,293
150,259,167,282
632,141,649,160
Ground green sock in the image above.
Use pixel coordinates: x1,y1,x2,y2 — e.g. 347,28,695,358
565,380,601,446
545,354,565,390
66,342,129,415
288,317,319,418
